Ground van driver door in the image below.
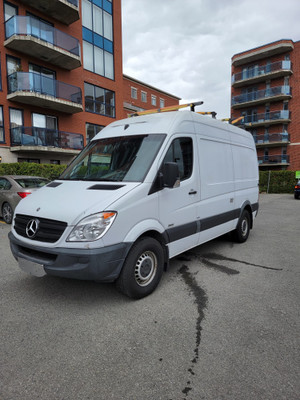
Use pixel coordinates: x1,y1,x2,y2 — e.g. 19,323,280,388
157,135,200,258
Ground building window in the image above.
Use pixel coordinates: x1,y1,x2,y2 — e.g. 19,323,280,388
160,98,165,108
141,91,147,103
18,158,40,163
131,87,137,99
9,108,23,145
0,106,4,143
84,82,115,117
31,113,58,146
82,0,114,79
151,95,156,106
4,2,17,22
50,160,60,165
86,122,104,143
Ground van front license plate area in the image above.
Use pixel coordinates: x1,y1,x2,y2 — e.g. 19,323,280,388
18,258,46,277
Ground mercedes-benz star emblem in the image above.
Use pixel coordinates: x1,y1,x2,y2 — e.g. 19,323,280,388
26,219,40,239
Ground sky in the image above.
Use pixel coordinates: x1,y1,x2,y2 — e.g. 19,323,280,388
122,0,300,119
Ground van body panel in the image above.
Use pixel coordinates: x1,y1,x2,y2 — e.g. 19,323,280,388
9,110,259,290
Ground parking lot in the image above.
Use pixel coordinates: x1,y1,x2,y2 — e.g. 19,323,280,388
0,194,299,400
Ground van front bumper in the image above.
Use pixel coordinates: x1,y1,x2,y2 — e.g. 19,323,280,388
9,232,131,282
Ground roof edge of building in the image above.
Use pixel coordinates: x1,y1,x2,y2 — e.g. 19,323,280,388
232,38,294,60
123,74,181,100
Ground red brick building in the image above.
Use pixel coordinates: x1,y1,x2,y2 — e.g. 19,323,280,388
231,39,300,171
123,74,180,118
0,0,123,164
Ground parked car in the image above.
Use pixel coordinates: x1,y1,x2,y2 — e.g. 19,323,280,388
0,175,50,224
295,180,300,199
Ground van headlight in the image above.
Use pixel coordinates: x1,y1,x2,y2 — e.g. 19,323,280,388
67,212,117,242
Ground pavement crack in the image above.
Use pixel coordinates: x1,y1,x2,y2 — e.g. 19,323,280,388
179,265,208,399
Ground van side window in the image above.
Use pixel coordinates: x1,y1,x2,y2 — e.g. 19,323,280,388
163,137,193,180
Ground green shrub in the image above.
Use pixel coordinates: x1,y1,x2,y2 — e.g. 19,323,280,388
259,170,297,193
0,163,66,180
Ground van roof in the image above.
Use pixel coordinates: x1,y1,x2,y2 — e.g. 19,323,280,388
93,110,250,140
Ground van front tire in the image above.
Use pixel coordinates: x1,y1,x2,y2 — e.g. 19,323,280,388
233,209,250,243
116,237,164,299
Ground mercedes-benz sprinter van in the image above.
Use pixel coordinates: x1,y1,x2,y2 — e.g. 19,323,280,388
9,110,259,299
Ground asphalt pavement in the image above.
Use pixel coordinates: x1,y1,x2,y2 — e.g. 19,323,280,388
0,194,299,400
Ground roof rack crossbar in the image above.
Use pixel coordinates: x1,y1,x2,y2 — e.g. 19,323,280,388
129,101,204,117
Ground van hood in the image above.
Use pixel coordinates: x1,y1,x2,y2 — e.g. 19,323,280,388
14,180,141,225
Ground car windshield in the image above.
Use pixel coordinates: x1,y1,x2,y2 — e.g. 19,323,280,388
15,178,49,188
60,134,166,182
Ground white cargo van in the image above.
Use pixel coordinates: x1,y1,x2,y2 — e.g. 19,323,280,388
9,108,259,299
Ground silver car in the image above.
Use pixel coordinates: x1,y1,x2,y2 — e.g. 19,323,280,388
0,175,50,224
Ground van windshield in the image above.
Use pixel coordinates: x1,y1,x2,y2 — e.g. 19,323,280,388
60,134,166,182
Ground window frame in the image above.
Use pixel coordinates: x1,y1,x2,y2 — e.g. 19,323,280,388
0,106,4,143
131,87,137,99
84,82,115,118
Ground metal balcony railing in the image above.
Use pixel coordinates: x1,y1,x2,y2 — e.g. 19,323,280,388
258,155,290,165
5,16,80,57
10,127,83,150
232,61,291,84
254,133,290,144
242,110,290,125
232,86,291,106
7,72,82,105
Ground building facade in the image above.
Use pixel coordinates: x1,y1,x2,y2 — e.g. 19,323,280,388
231,39,300,171
0,0,123,165
123,74,180,118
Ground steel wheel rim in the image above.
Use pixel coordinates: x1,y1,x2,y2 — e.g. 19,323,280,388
134,251,157,287
241,218,248,237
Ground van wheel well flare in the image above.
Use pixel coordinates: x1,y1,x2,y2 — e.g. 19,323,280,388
116,236,164,299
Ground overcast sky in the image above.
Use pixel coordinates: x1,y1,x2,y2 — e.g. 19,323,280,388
122,0,300,119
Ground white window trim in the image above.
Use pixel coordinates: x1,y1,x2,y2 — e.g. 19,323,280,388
131,87,137,99
141,91,147,103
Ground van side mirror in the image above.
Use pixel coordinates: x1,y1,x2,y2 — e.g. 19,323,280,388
162,162,180,188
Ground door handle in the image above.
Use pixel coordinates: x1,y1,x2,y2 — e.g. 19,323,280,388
189,190,197,195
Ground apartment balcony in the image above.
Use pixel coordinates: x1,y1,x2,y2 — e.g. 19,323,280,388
5,16,81,70
10,127,83,155
232,61,292,87
19,0,79,25
242,110,290,127
232,41,294,66
232,86,291,109
258,155,290,167
254,133,290,148
7,72,83,114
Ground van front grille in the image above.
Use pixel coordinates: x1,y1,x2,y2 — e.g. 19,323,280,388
14,214,67,243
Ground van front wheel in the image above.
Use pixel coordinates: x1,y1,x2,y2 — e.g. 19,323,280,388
116,237,164,299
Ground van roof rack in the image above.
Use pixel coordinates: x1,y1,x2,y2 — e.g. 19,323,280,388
129,101,204,117
221,116,244,125
197,111,217,119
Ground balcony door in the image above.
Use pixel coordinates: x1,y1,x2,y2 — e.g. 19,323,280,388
32,113,58,146
29,64,55,97
9,108,24,145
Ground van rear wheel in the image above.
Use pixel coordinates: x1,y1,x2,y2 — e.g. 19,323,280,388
116,237,164,299
234,209,250,243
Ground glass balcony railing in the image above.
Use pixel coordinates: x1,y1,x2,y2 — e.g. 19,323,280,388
10,127,83,150
258,155,290,165
7,72,82,105
232,61,291,84
67,0,78,5
242,110,290,125
232,86,291,106
5,16,80,57
254,133,290,144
